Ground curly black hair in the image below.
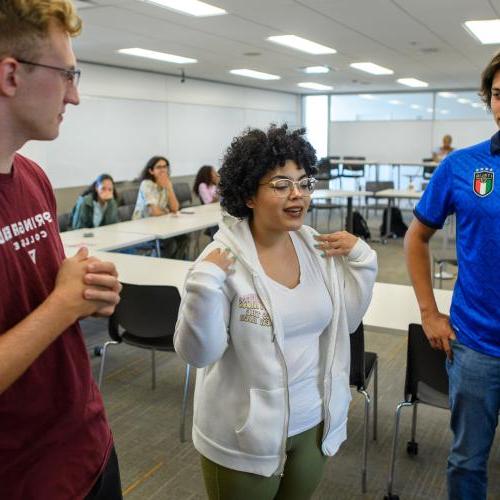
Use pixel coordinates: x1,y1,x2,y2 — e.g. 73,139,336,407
219,124,317,219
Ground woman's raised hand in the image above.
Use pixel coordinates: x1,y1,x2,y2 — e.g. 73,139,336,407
203,248,235,274
314,231,358,257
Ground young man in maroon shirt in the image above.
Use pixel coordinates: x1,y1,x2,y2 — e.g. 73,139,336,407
0,1,123,498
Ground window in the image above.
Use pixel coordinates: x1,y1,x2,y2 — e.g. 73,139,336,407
304,95,328,158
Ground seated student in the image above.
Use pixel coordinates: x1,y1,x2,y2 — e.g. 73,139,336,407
133,156,188,259
193,165,219,205
193,165,219,239
71,173,119,229
432,134,454,162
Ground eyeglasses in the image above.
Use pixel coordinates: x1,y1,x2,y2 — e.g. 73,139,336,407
260,177,317,198
16,59,81,88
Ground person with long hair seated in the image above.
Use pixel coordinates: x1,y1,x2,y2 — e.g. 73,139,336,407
133,156,188,259
174,124,377,500
71,173,119,229
193,165,219,205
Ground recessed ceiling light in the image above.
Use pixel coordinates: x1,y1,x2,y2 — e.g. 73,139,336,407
297,82,333,91
267,35,336,55
439,109,450,115
410,104,422,109
350,62,394,75
139,0,226,17
388,99,402,105
471,102,484,108
303,66,330,74
457,98,471,104
359,94,377,100
464,19,500,44
118,48,197,64
397,77,428,88
229,69,280,80
438,92,457,98
426,107,434,113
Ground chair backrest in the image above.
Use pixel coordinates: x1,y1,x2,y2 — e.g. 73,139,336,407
58,212,72,232
109,283,181,345
316,156,341,180
173,182,192,207
119,188,139,207
422,158,437,180
118,204,134,222
404,324,449,408
349,322,366,389
365,181,394,192
342,156,365,176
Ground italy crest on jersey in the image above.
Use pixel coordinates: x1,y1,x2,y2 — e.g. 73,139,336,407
473,168,494,197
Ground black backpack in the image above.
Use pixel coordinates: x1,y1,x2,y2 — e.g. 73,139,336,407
348,211,371,240
380,207,408,237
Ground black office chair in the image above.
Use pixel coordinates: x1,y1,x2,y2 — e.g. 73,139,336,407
349,323,378,494
384,324,449,500
97,283,192,442
118,187,139,207
364,181,394,218
117,204,134,222
173,182,193,208
316,156,341,182
341,156,366,189
422,158,437,180
57,212,72,232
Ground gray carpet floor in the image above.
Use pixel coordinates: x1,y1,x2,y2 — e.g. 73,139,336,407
81,208,499,499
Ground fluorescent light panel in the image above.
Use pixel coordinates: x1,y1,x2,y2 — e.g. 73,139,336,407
303,66,330,74
359,94,377,100
388,99,402,105
118,48,197,64
140,0,226,17
457,98,471,104
230,69,280,80
267,35,336,55
397,77,428,88
464,19,500,44
298,82,333,91
350,62,393,75
438,92,457,98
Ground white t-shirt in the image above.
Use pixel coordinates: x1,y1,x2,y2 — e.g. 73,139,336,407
262,232,333,436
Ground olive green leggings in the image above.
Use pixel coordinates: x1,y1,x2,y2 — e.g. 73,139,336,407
200,422,327,500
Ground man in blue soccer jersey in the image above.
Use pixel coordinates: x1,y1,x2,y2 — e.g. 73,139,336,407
405,51,500,500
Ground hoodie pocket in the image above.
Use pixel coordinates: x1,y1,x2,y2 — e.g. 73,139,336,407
235,387,285,456
327,375,352,433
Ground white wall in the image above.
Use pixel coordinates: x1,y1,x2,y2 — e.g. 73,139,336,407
329,119,497,163
20,63,300,188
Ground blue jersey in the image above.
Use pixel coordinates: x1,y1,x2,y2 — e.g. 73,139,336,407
415,131,500,358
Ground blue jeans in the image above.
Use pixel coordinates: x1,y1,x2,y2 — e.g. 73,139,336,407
446,339,500,500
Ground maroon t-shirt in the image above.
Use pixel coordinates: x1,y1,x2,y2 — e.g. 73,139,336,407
0,154,112,499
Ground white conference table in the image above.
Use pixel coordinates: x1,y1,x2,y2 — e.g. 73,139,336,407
312,190,373,232
94,250,452,335
61,203,222,257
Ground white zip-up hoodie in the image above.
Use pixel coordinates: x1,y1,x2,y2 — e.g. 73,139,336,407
174,217,377,477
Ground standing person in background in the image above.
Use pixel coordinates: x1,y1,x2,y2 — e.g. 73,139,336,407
193,164,219,205
0,1,122,499
71,173,119,229
432,134,454,162
405,52,500,500
133,155,188,258
175,124,377,500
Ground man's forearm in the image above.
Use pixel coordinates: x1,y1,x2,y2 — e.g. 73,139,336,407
0,294,77,394
404,230,439,316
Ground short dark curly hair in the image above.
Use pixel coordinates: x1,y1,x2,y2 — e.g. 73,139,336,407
219,124,317,219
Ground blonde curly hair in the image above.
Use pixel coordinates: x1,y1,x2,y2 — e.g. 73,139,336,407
0,0,82,60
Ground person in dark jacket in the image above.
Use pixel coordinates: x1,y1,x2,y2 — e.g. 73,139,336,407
71,173,119,229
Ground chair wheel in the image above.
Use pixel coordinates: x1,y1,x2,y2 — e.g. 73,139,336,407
406,440,418,456
384,495,399,500
94,346,103,357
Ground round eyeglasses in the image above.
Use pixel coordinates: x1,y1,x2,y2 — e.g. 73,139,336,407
260,177,317,198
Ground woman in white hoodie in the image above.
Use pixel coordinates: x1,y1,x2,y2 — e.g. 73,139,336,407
174,124,377,500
